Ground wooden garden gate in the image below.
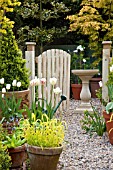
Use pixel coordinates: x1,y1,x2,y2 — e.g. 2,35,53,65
25,42,71,111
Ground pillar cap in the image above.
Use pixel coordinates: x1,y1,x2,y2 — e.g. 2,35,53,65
102,41,112,45
25,42,36,45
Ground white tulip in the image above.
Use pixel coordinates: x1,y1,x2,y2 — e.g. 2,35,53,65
6,84,11,90
77,45,84,52
40,78,46,85
2,88,6,93
35,77,40,86
110,65,113,72
99,81,102,87
83,59,86,63
12,79,17,86
2,94,4,98
50,77,57,85
73,49,78,53
53,87,62,94
17,82,21,87
0,78,4,84
30,79,35,86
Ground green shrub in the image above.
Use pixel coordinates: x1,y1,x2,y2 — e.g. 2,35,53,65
0,23,30,91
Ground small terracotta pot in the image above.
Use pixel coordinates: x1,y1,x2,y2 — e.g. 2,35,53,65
8,145,27,168
89,77,102,98
71,84,82,100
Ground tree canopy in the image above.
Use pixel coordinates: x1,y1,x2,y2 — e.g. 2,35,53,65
68,0,113,65
6,0,83,50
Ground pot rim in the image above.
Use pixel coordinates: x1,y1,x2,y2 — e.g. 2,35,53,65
26,144,63,155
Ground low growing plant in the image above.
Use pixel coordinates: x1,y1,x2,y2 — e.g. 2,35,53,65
81,106,106,136
0,124,11,170
96,87,107,106
2,125,26,148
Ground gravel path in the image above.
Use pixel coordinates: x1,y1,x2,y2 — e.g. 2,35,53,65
58,99,113,170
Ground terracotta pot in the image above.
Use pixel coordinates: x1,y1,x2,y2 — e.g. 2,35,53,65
106,114,113,132
26,144,63,170
71,84,82,100
108,128,113,145
90,77,102,98
103,111,113,145
0,89,30,118
106,121,113,132
8,145,27,168
103,110,113,123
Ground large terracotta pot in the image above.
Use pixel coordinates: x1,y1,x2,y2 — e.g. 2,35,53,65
103,110,112,123
108,128,113,145
71,84,82,100
0,89,30,118
89,77,102,98
106,114,113,132
26,144,63,170
8,145,27,168
103,111,113,145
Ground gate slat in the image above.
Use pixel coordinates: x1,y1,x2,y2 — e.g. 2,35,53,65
47,50,52,104
37,56,42,99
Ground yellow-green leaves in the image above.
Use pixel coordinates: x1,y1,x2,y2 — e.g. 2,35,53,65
24,117,66,148
0,0,21,33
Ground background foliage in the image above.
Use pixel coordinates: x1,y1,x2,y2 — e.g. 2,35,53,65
68,0,113,66
7,0,83,52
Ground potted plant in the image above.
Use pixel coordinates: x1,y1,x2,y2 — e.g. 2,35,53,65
2,124,27,168
23,115,66,170
103,58,113,122
102,58,113,144
70,45,90,100
0,79,26,124
0,2,30,112
23,77,67,170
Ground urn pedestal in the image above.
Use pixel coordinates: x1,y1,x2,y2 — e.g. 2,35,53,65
72,69,99,113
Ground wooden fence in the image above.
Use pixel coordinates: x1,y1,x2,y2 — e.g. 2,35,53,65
25,42,71,110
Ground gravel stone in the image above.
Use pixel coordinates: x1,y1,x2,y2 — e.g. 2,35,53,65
57,99,113,170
